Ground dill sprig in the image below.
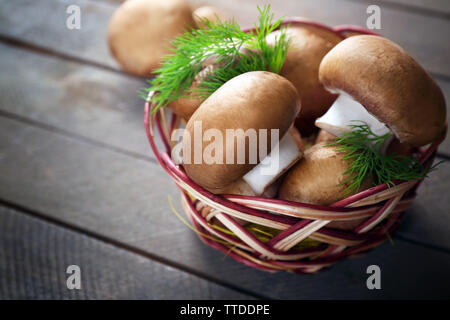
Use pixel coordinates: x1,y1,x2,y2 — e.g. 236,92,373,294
327,121,431,197
143,5,289,112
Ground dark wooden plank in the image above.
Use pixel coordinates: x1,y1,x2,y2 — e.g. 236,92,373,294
1,0,449,78
0,42,158,162
0,37,449,169
434,79,450,156
0,0,118,70
397,159,450,250
1,114,450,299
354,0,450,17
210,0,450,77
0,205,251,299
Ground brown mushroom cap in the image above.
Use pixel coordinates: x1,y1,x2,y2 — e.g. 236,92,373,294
266,25,342,135
182,71,300,190
205,177,279,199
279,143,370,206
319,35,446,147
205,178,255,196
108,0,194,76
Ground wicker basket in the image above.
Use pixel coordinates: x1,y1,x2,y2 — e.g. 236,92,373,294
144,19,445,274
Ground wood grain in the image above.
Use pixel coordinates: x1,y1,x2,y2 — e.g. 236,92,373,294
353,0,450,17
0,0,449,78
0,0,449,299
204,0,450,78
434,79,450,156
99,0,450,17
1,114,449,299
0,205,252,299
0,42,160,162
0,0,118,69
0,40,448,163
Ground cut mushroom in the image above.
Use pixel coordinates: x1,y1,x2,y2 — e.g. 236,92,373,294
242,125,304,195
266,24,342,135
317,35,446,147
315,93,390,138
243,133,302,195
182,71,301,195
108,0,194,76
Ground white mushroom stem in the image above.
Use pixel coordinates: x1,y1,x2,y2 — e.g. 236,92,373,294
315,93,390,138
243,133,302,195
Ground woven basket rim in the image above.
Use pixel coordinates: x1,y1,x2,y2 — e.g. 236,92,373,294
143,19,446,273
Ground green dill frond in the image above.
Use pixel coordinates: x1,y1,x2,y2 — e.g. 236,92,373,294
326,121,431,197
143,5,289,113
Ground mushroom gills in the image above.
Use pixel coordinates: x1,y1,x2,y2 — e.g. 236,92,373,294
315,93,390,137
243,133,302,195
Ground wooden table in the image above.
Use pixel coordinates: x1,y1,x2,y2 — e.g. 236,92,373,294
0,0,449,299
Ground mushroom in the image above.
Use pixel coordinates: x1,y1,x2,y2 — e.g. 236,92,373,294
205,178,255,197
386,138,414,157
182,71,302,195
205,177,278,198
279,143,368,206
314,126,414,157
316,35,446,147
168,48,253,120
167,58,217,120
193,6,227,28
315,129,336,145
288,125,305,152
108,0,194,76
266,24,342,135
279,143,371,230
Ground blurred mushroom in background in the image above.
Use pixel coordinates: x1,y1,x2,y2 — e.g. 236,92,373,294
108,0,194,76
